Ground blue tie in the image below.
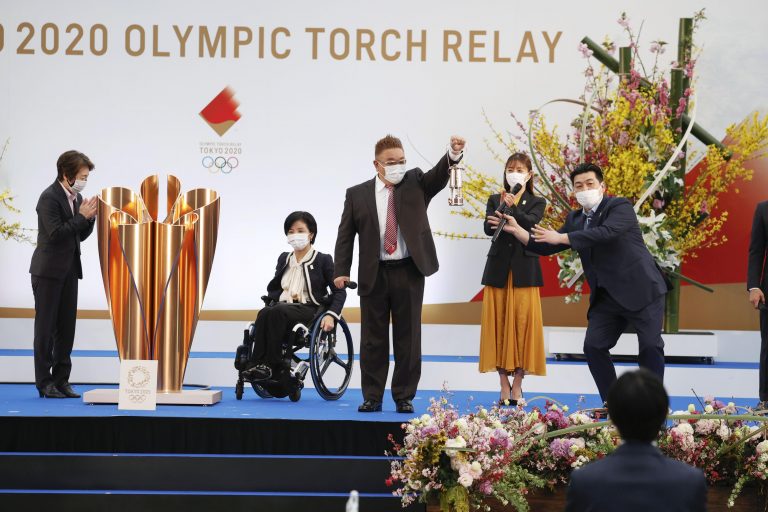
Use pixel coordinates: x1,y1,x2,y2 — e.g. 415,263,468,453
584,212,593,229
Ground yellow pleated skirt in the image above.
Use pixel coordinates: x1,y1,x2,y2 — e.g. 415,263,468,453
479,272,546,375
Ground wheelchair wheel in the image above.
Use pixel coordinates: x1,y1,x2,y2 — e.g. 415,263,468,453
235,379,244,400
309,315,354,400
251,381,273,398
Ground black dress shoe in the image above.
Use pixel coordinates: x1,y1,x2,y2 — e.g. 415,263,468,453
57,383,81,398
242,363,272,382
358,399,382,412
37,384,66,399
395,399,414,414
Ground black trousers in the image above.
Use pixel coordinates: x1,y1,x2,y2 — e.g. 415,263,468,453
250,303,316,367
583,288,665,402
31,270,79,389
359,258,425,402
760,304,768,401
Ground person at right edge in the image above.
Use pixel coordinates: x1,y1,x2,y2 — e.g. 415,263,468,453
491,162,669,409
479,153,546,406
747,199,768,410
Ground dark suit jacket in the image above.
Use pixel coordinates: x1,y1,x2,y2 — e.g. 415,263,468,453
481,191,545,288
266,250,346,317
526,196,667,312
748,200,768,292
566,442,707,512
334,153,453,296
29,180,95,279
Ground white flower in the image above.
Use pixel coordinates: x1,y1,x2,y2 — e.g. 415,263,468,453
687,404,696,413
469,461,483,478
675,423,694,435
716,423,731,441
704,405,714,414
444,436,466,456
458,473,474,487
410,480,422,490
562,405,570,412
757,441,768,454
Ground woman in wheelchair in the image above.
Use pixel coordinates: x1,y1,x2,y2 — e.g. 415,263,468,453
242,211,346,382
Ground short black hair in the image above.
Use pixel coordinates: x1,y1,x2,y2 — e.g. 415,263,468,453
607,369,669,443
283,211,317,243
569,162,603,184
57,150,94,181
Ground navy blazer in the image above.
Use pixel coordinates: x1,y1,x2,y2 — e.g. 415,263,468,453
748,200,768,292
526,196,667,312
566,442,707,512
266,250,346,317
29,180,95,279
481,191,545,288
334,153,454,296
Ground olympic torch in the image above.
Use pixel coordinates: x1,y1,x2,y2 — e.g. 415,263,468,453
448,161,465,206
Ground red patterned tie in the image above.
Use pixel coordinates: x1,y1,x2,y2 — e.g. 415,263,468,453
384,185,397,255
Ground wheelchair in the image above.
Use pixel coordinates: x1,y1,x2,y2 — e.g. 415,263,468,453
233,290,355,402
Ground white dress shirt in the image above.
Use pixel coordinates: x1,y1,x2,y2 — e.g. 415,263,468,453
375,147,463,260
59,181,76,215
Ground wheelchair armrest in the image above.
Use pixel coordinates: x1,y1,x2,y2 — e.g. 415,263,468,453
261,295,276,307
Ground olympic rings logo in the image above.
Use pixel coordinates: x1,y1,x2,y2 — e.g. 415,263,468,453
202,156,239,174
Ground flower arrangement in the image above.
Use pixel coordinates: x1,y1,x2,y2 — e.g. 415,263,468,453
439,10,768,311
0,138,31,243
388,393,768,511
387,395,545,511
661,397,768,507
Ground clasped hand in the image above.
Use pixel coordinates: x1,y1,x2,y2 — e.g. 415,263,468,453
79,196,98,219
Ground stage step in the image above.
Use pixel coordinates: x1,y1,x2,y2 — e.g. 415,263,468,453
0,452,417,512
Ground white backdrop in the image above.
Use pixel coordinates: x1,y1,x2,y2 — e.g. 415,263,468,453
0,0,766,310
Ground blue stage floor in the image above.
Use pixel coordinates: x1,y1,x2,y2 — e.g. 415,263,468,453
0,383,759,422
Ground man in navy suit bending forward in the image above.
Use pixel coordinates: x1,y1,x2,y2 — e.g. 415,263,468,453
494,163,668,404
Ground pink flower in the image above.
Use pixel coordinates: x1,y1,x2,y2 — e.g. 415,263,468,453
652,198,665,209
649,41,666,54
618,131,630,146
618,13,630,29
578,42,593,59
479,480,493,495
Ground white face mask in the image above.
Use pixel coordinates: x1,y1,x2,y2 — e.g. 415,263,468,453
505,172,528,190
383,164,407,185
69,179,87,194
575,188,603,211
287,233,310,251
286,233,309,251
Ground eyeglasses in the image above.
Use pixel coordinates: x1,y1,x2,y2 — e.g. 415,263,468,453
377,159,407,167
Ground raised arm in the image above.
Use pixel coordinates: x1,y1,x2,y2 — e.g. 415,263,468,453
419,135,466,200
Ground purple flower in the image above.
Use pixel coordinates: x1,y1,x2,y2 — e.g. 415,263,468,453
549,438,575,459
578,43,593,59
479,480,493,495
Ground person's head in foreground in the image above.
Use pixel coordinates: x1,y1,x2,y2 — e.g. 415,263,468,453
607,368,669,443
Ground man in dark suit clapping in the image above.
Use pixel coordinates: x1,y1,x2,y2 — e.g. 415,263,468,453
334,134,464,413
748,200,768,409
499,163,669,405
29,151,98,398
566,369,706,512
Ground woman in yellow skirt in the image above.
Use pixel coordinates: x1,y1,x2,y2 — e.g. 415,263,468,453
480,153,546,405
